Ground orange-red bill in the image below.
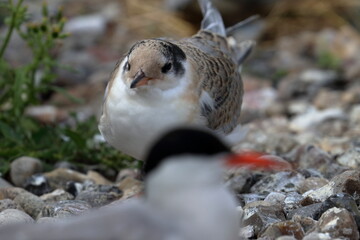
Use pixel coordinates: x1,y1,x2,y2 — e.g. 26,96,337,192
225,152,292,171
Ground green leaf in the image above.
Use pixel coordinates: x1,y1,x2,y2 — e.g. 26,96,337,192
63,129,86,149
0,120,22,143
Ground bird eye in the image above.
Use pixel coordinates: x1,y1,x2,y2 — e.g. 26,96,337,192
124,62,131,72
161,62,172,73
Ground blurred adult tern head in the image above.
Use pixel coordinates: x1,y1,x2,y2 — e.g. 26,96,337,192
0,127,290,240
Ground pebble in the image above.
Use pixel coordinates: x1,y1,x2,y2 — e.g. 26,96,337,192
0,178,12,188
10,156,42,187
250,171,305,194
40,189,74,204
297,177,329,194
0,199,23,212
0,209,34,226
86,170,112,185
116,177,143,199
243,201,286,236
315,207,359,239
260,220,305,239
44,168,88,190
13,190,45,219
38,200,91,219
75,187,123,207
336,148,360,168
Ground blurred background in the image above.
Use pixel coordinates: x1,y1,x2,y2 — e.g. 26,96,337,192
1,0,360,177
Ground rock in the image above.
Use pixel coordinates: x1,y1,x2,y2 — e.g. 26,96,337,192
303,232,334,240
243,201,286,236
0,178,12,188
0,199,23,212
260,220,305,239
13,190,45,219
10,156,43,187
39,200,91,218
86,170,112,185
297,177,329,194
117,177,143,199
314,90,343,110
227,169,259,194
315,207,359,240
24,174,52,196
302,170,360,204
238,193,266,206
0,187,28,200
264,192,287,205
349,105,360,124
292,215,317,233
76,184,123,207
44,168,88,190
283,192,304,214
289,107,345,133
250,171,305,195
287,203,323,219
25,105,68,123
40,189,74,204
337,148,360,169
285,145,341,178
0,209,34,226
116,168,140,182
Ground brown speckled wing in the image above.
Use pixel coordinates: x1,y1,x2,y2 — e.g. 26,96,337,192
178,31,243,134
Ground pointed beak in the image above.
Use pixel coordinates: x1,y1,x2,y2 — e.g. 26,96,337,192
130,71,152,89
225,152,292,171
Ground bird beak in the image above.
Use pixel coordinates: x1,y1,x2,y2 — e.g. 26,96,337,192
130,71,153,89
225,152,292,171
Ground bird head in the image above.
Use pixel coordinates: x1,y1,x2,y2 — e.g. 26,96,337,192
143,127,292,193
122,39,187,91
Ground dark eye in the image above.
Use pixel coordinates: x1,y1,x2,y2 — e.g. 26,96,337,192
161,62,172,73
124,62,131,72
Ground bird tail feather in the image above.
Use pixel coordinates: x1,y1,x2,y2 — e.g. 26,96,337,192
198,0,226,36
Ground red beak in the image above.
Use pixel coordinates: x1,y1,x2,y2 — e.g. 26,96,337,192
225,152,292,171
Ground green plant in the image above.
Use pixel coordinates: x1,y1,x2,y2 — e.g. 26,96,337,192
0,0,137,175
317,50,341,70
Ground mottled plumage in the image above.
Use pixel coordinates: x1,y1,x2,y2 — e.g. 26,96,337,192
99,0,254,159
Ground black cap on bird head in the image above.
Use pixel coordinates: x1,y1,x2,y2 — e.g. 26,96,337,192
142,127,230,177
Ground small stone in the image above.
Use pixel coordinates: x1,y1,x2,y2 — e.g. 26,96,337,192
250,171,305,195
314,90,343,110
243,201,286,236
24,174,52,196
260,220,305,239
0,187,27,200
289,108,344,133
238,193,266,206
39,200,91,218
44,168,88,190
264,192,287,205
297,177,329,194
13,190,45,219
0,178,12,188
76,185,123,207
10,156,42,187
117,177,143,199
337,148,360,169
86,170,112,185
116,168,140,182
292,215,317,233
287,203,323,220
315,207,359,240
0,199,23,212
349,105,360,124
283,192,304,214
303,232,333,240
0,209,34,226
25,105,68,123
302,170,360,204
40,189,74,204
